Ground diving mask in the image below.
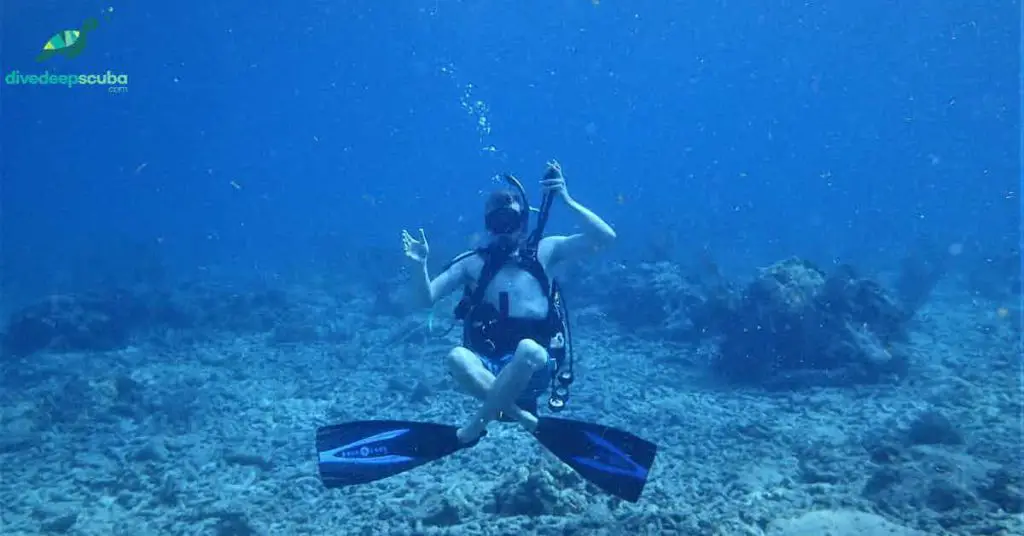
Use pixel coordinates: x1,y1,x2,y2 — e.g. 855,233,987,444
485,206,523,234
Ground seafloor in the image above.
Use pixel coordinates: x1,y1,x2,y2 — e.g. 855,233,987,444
0,281,1020,536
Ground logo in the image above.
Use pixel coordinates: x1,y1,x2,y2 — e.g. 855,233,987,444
4,9,128,94
4,71,127,89
339,445,390,458
36,17,99,62
318,428,415,466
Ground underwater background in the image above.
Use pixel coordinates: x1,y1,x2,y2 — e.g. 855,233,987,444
1,1,1020,535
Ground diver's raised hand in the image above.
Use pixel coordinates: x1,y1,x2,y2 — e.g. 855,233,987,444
541,159,572,203
402,228,430,264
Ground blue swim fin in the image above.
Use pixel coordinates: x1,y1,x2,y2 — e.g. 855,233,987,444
316,420,480,487
534,417,657,502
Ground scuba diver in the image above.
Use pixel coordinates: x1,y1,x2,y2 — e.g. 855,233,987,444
404,159,615,442
314,161,657,503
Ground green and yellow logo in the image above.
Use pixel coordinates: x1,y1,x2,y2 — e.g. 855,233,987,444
36,17,99,62
5,10,128,93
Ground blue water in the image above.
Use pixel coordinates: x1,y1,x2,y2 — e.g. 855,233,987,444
1,2,1020,535
3,1,1017,300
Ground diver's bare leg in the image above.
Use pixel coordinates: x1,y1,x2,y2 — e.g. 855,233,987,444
446,347,494,399
452,340,548,443
446,346,539,430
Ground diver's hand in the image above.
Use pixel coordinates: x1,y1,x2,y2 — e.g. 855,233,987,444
540,159,572,203
401,228,429,264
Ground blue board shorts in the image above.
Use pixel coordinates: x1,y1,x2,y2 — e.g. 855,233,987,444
479,352,556,403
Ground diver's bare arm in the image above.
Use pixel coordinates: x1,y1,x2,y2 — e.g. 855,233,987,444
546,199,617,265
567,197,616,243
418,260,466,307
409,262,434,308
